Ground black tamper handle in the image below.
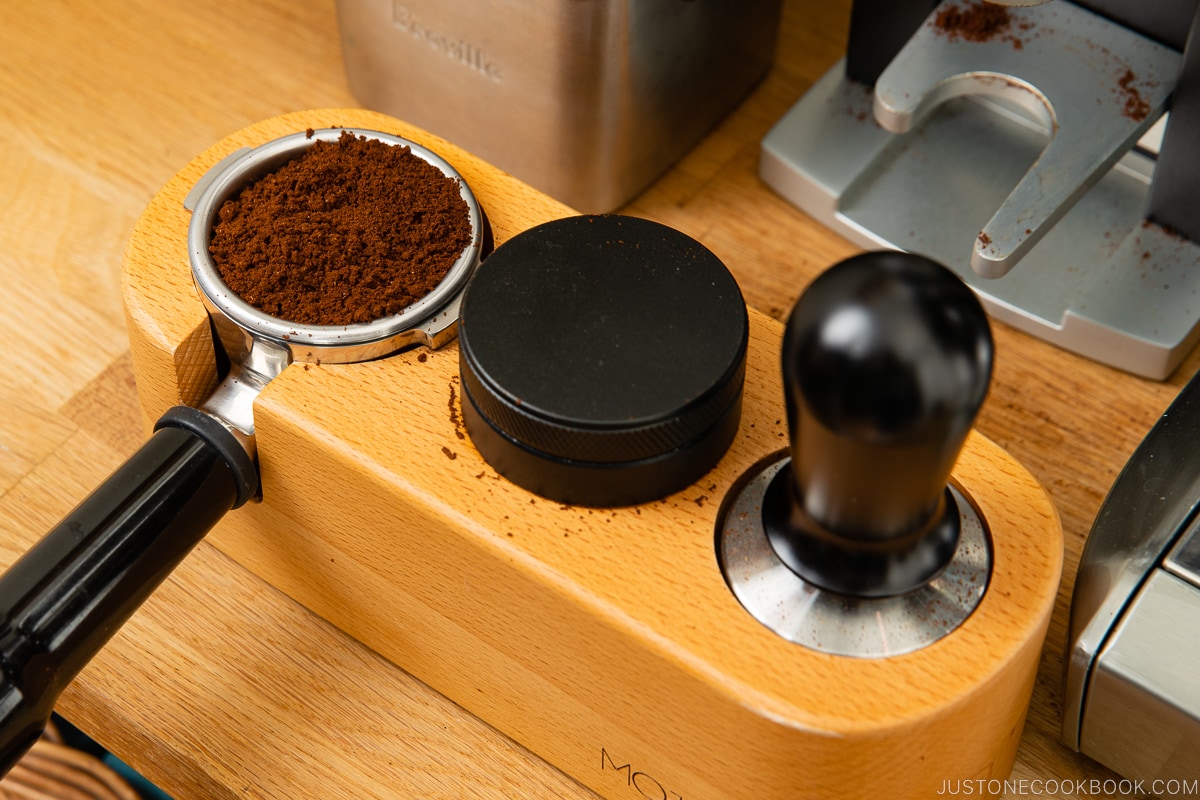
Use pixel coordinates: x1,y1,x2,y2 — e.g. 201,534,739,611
763,251,993,597
0,408,256,775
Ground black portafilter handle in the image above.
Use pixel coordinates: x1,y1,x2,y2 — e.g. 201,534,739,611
0,407,257,776
763,251,993,598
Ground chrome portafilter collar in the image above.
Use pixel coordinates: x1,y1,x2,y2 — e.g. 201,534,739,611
181,127,486,444
184,127,486,366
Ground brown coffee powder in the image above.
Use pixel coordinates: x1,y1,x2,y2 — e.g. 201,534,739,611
1117,69,1151,121
209,130,472,326
934,1,1012,43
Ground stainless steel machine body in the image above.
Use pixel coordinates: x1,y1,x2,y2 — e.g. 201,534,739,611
336,0,782,211
1065,368,1200,787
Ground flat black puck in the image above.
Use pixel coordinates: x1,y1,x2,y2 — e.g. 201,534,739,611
457,214,748,506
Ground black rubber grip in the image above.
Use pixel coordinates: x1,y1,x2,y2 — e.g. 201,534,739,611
0,417,251,775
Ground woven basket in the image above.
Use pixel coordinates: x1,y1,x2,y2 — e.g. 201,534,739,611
0,723,139,800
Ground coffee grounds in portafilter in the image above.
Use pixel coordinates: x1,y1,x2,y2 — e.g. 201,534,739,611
208,130,472,327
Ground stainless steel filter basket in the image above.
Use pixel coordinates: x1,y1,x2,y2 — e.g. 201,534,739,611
336,0,783,211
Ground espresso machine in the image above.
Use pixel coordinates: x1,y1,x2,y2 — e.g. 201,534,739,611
762,0,1200,379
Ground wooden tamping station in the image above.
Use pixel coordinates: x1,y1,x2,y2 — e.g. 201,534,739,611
2,109,1062,798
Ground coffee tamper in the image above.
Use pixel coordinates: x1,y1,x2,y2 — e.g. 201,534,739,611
720,250,994,656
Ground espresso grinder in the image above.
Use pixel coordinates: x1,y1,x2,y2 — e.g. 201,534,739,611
762,0,1200,379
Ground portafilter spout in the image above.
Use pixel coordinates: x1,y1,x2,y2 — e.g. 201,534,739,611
0,128,486,774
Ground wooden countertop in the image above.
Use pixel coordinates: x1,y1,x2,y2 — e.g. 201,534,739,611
0,1,1190,798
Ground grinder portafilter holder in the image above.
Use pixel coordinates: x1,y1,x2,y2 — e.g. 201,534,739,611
760,0,1199,379
0,128,486,774
719,251,994,657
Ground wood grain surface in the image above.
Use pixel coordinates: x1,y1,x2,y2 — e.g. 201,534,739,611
0,1,1191,798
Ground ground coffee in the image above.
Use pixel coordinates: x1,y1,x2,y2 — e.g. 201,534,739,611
934,1,1012,43
1117,69,1150,122
208,130,472,327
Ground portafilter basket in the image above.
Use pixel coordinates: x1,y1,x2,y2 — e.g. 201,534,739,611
187,128,485,366
0,128,486,773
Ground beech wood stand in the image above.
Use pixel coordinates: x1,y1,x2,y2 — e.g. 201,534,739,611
122,110,1063,800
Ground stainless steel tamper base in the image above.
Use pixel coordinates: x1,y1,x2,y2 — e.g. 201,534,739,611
717,455,991,658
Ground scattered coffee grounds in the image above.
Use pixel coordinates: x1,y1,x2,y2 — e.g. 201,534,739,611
934,1,1012,43
209,130,472,326
1117,69,1151,122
